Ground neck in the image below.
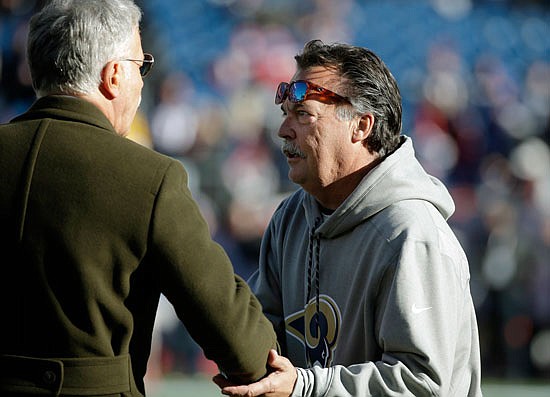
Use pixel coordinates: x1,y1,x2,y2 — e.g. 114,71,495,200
311,157,382,210
78,91,122,135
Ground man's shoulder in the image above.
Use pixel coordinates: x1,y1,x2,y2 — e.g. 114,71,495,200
274,188,306,215
267,189,310,237
374,199,450,245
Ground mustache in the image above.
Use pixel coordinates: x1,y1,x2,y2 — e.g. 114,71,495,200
281,141,306,158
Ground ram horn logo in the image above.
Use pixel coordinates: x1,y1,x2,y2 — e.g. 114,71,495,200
285,294,341,367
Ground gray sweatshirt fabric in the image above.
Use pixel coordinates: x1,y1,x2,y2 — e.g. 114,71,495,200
249,136,482,396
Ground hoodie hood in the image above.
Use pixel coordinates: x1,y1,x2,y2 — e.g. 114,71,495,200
304,136,455,238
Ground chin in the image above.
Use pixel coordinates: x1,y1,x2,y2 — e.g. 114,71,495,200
288,171,305,186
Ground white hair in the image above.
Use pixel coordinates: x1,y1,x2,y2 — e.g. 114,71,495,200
28,0,142,96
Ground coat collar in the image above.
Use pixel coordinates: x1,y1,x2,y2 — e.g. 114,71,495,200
12,95,117,135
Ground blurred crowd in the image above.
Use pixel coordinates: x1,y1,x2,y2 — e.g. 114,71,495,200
1,0,549,384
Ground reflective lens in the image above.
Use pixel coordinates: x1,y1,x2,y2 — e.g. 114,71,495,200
275,80,348,105
290,81,308,102
138,53,154,77
276,82,290,104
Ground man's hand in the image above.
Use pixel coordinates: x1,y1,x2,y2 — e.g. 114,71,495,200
213,349,298,397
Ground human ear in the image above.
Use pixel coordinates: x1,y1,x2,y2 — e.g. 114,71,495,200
99,61,122,100
352,113,374,143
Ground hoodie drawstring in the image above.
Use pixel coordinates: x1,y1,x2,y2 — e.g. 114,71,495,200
306,217,322,328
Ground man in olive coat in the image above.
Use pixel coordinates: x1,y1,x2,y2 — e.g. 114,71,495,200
0,1,276,395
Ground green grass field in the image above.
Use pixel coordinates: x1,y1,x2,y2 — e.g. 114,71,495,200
145,376,550,397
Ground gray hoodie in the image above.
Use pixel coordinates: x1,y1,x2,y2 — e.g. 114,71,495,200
249,136,482,396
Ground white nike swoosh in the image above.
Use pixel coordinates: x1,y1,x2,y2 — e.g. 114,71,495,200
412,303,432,314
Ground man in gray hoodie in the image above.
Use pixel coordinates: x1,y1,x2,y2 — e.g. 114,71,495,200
217,40,482,397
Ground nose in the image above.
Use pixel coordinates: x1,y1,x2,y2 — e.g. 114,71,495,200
277,113,294,140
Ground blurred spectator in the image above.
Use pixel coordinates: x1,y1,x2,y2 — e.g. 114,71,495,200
128,109,154,148
150,72,199,157
0,3,36,121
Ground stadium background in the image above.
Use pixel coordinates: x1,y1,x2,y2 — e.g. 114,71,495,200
1,0,549,395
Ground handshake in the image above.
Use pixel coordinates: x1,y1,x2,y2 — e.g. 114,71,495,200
214,350,297,397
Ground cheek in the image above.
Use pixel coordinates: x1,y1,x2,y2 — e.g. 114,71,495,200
304,137,327,173
300,133,319,157
309,132,344,170
135,79,143,98
305,125,333,158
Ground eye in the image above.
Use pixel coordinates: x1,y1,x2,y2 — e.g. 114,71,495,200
295,108,314,124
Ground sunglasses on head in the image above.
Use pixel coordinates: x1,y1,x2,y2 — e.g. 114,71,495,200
275,80,349,105
122,53,155,77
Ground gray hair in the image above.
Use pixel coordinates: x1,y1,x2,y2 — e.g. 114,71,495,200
28,0,142,97
295,40,402,157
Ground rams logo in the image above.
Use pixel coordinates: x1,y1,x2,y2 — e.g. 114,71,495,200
285,295,341,367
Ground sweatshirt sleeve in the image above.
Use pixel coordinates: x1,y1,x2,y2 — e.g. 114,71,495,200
248,218,288,354
292,228,479,397
149,160,277,383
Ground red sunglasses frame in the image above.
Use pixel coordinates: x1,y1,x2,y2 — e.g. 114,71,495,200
275,80,349,105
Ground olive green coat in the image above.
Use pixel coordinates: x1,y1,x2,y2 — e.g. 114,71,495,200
0,96,276,395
